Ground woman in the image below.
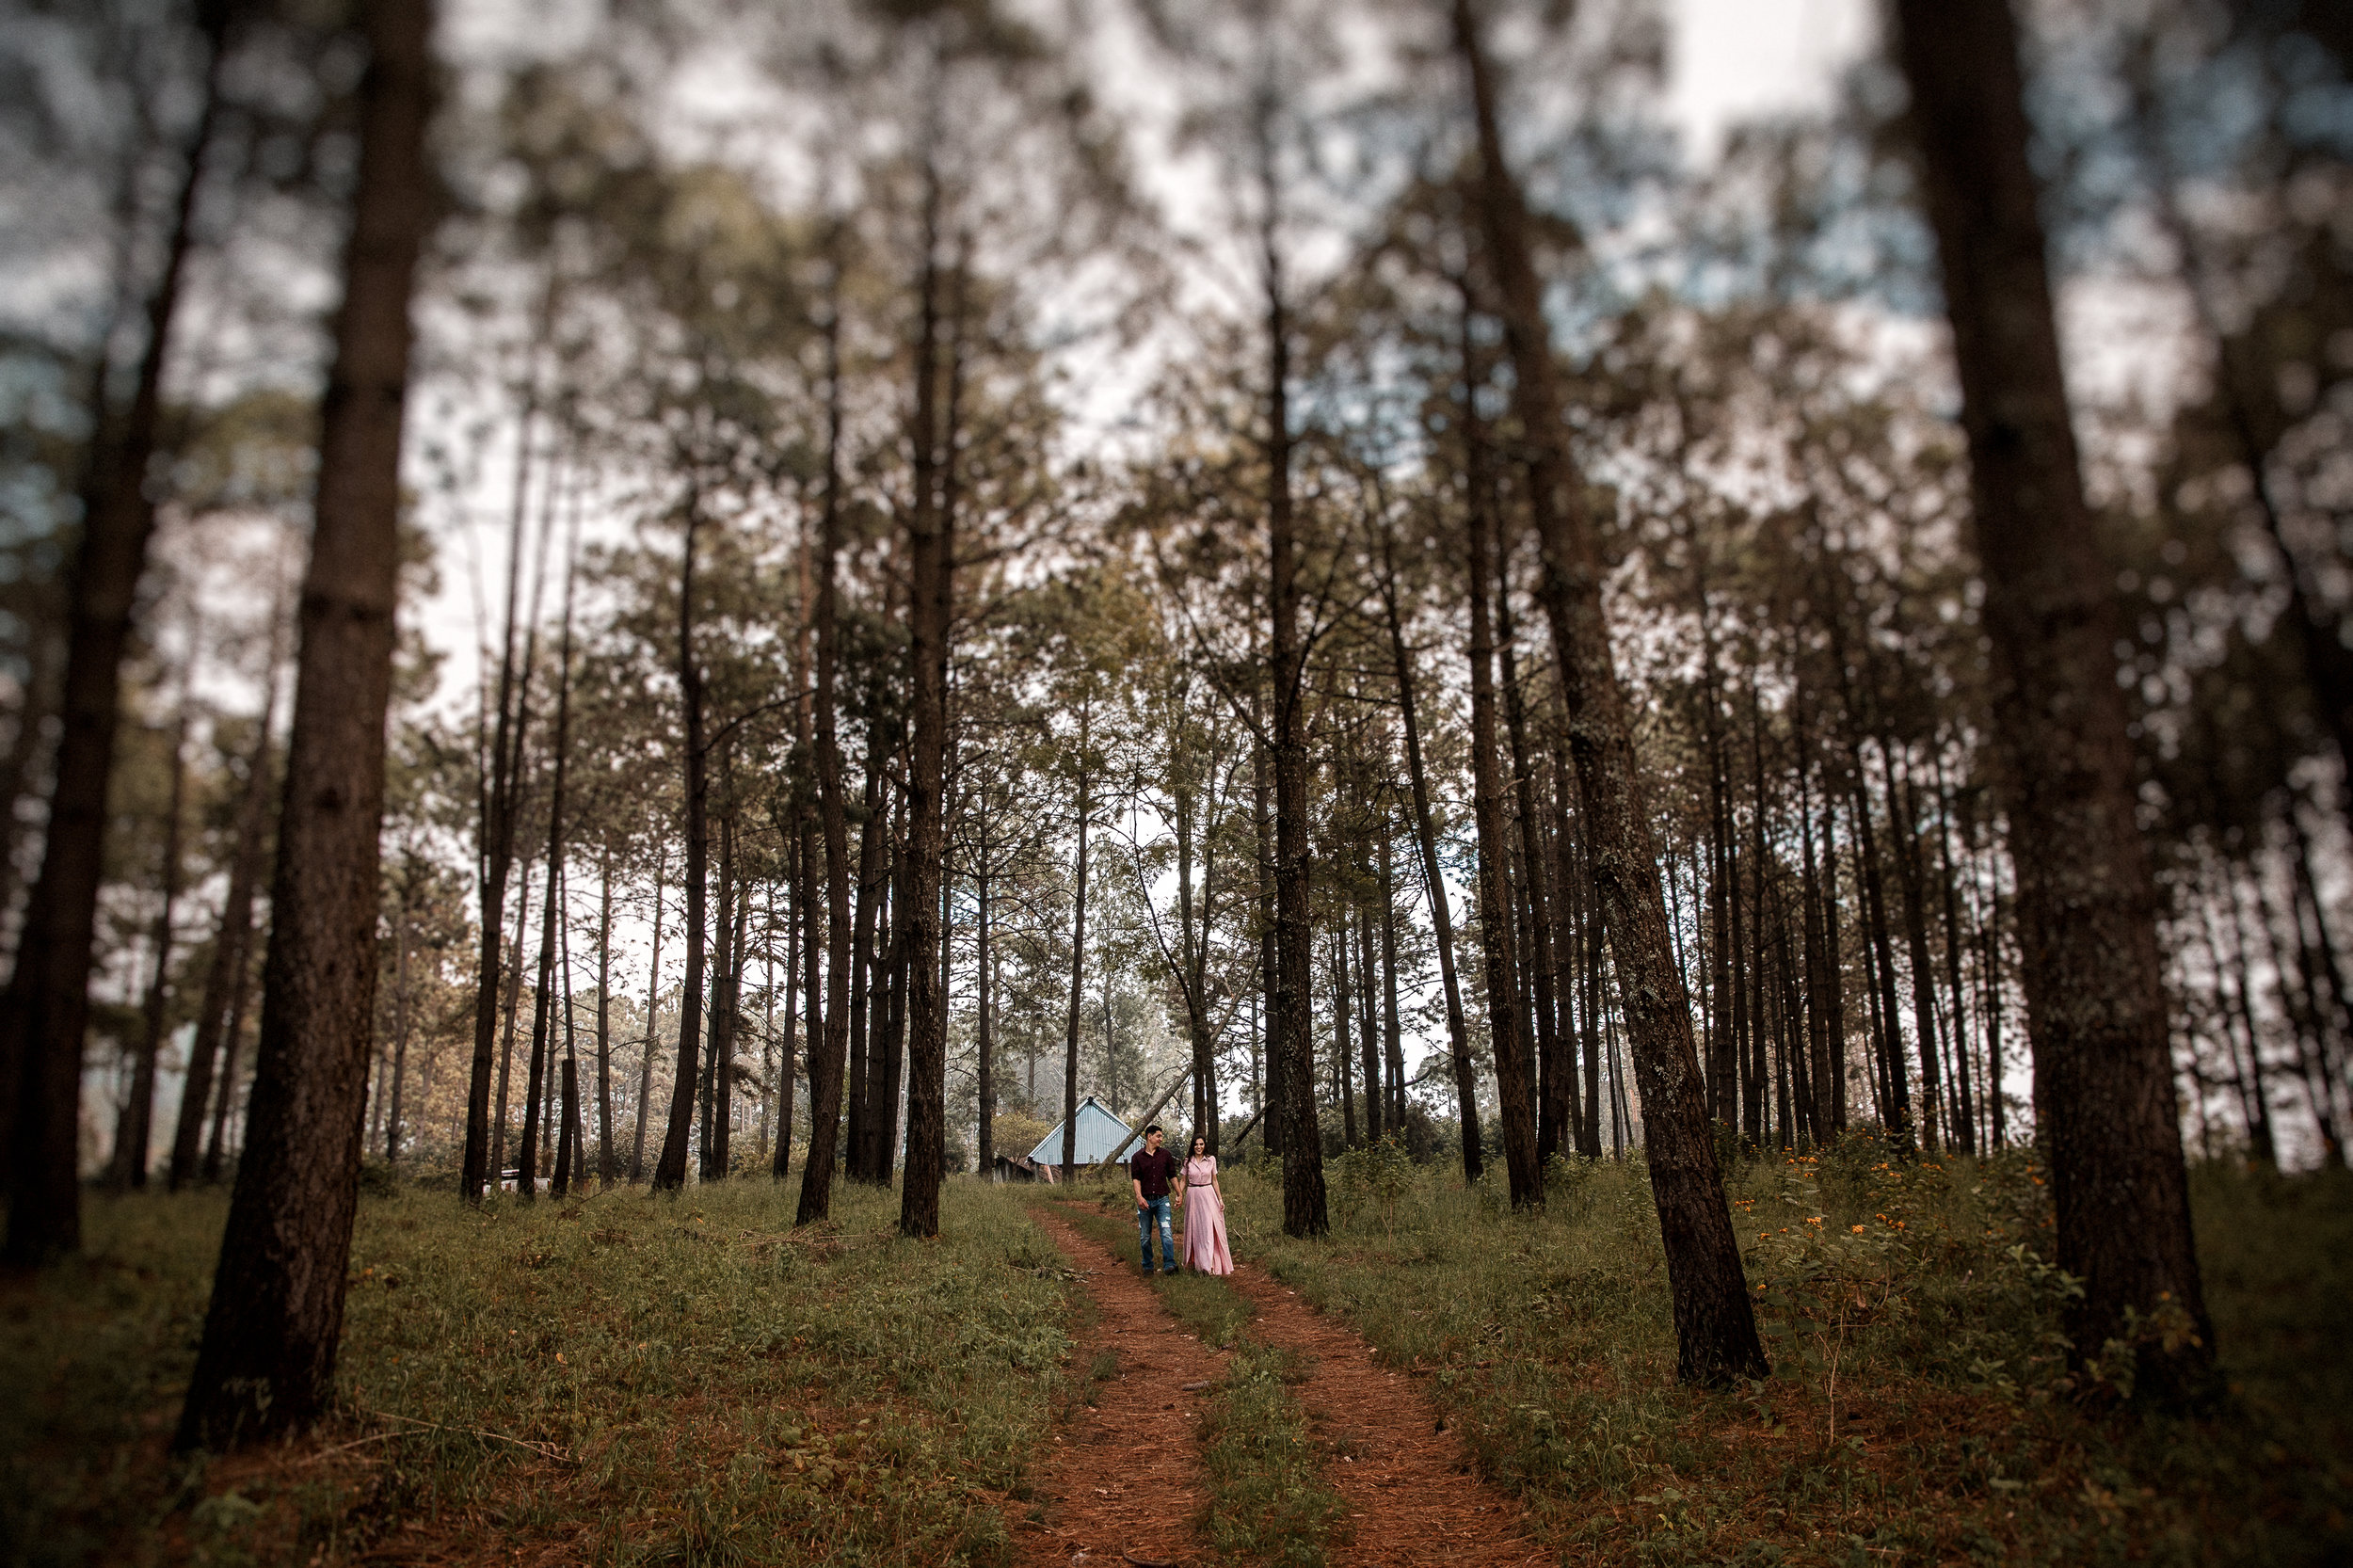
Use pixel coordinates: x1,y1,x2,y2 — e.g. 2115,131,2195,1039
1176,1134,1232,1275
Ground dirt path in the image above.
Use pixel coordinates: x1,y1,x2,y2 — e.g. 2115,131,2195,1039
1015,1209,1225,1567
1016,1205,1540,1568
1225,1266,1545,1568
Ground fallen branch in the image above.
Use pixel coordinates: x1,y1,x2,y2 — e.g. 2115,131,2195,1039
366,1409,571,1464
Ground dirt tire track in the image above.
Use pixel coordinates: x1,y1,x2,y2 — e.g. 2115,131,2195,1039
1015,1208,1224,1567
1225,1264,1544,1568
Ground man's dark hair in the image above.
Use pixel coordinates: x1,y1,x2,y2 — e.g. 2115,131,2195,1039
1144,1124,1162,1137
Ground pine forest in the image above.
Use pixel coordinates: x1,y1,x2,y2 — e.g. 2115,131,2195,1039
0,0,2348,1563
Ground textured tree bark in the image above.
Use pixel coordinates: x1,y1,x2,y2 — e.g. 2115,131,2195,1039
795,278,855,1225
1453,0,1764,1384
1,0,230,1262
1892,0,2215,1400
900,182,957,1237
173,0,433,1448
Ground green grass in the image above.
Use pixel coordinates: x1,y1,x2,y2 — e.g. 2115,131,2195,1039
1,1176,1074,1567
1052,1192,1351,1567
1223,1136,2353,1567
8,1148,2343,1567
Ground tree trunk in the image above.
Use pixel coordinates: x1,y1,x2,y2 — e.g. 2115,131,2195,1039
795,268,855,1226
384,878,411,1163
1462,362,1539,1207
595,845,614,1184
1356,904,1383,1144
652,496,709,1192
171,671,280,1190
899,188,959,1237
1378,815,1406,1130
630,841,664,1181
2,1,230,1262
1061,706,1093,1181
175,0,432,1444
702,783,737,1181
112,691,192,1191
1261,128,1326,1238
462,273,558,1207
1892,0,2215,1399
844,743,886,1179
1882,744,1945,1152
975,822,993,1176
1497,574,1563,1167
1376,523,1480,1176
1454,0,1764,1383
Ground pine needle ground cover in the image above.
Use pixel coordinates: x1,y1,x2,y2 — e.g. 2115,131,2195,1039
0,1179,1071,1567
1225,1141,2352,1567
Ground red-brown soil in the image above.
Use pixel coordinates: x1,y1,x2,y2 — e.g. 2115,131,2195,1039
1016,1206,1541,1568
1014,1209,1226,1566
1225,1266,1545,1567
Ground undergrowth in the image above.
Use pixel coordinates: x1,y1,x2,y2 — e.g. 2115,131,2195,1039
1227,1134,2353,1566
0,1177,1071,1567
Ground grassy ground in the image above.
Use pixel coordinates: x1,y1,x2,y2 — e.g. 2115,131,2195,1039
1226,1137,2353,1567
1052,1196,1349,1567
4,1147,2343,1566
1,1177,1073,1567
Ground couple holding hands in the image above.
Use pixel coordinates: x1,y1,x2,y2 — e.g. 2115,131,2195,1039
1128,1124,1232,1276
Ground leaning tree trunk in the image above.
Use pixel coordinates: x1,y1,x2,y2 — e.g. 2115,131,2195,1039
2,1,230,1262
1453,0,1764,1384
1891,0,2215,1400
174,0,434,1448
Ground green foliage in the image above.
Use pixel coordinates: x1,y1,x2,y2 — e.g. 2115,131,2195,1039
1220,1150,2353,1566
1,1179,1072,1567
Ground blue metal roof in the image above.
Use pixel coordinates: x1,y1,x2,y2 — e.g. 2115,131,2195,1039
1028,1096,1136,1166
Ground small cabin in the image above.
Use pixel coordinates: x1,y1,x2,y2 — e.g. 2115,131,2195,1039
1023,1096,1136,1172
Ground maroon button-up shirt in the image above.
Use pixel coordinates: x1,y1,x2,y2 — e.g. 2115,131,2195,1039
1130,1146,1177,1200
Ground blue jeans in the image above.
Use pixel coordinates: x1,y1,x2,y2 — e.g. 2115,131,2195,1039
1137,1195,1175,1270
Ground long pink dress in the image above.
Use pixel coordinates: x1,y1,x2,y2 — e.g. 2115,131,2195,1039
1179,1154,1233,1274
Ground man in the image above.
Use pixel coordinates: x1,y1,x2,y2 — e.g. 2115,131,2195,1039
1130,1124,1179,1275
